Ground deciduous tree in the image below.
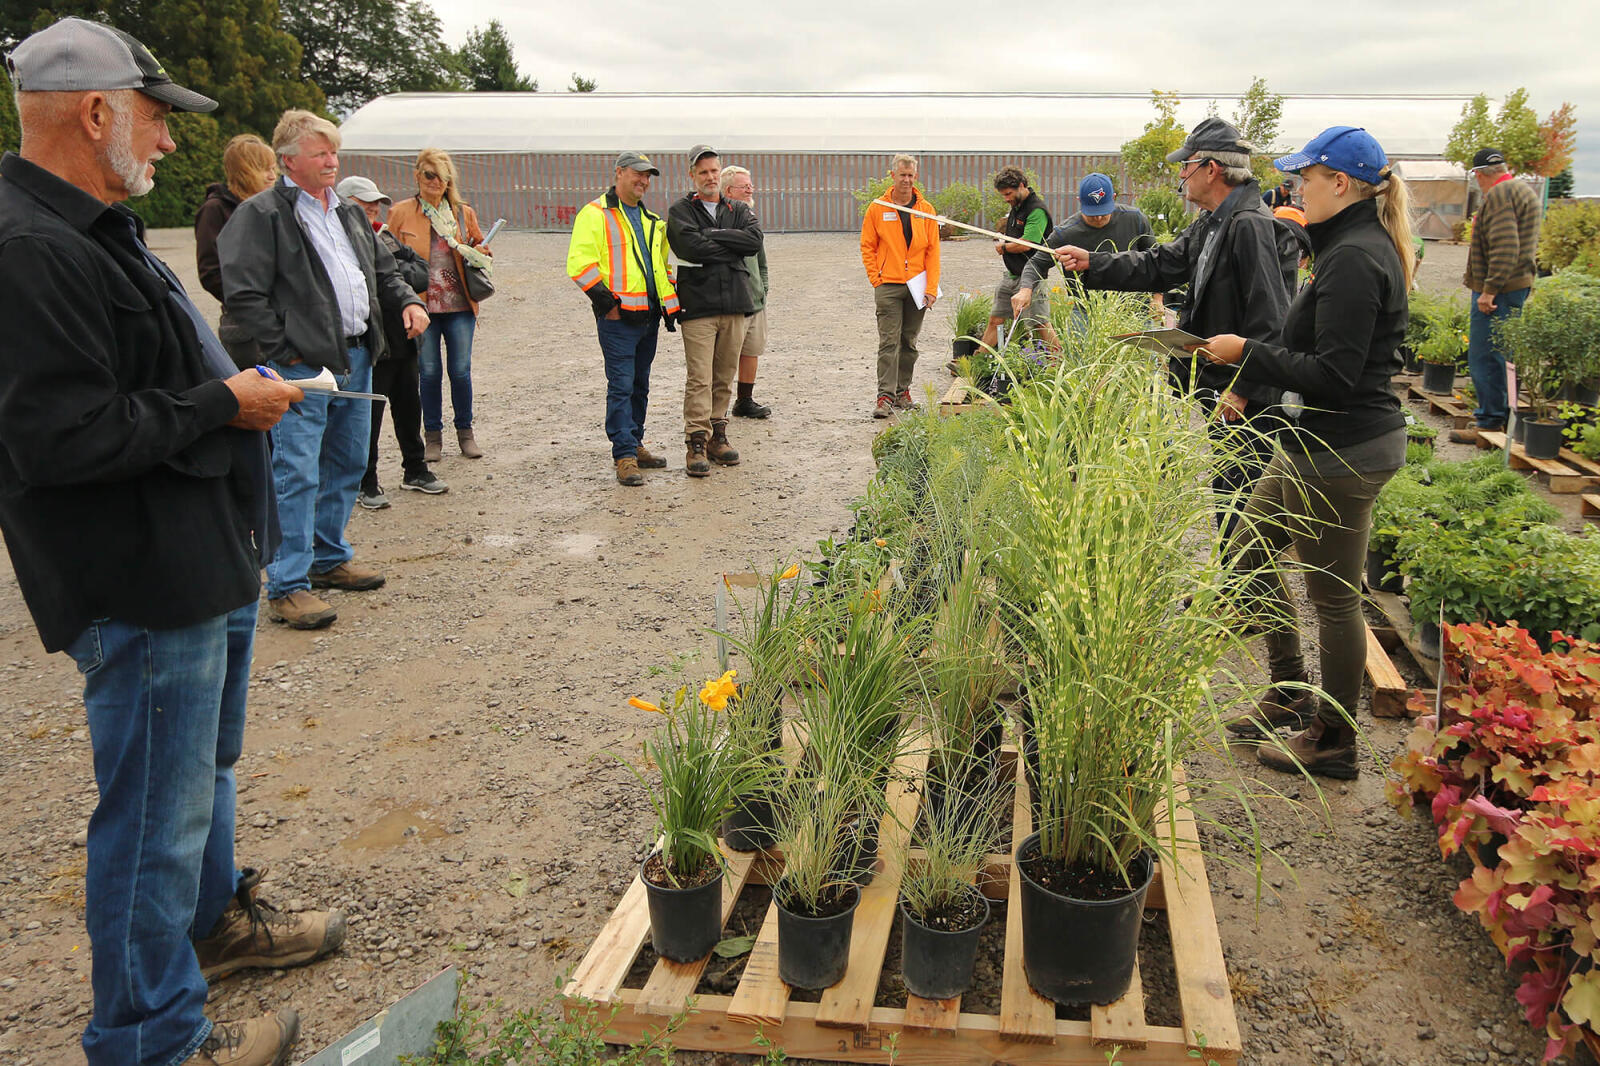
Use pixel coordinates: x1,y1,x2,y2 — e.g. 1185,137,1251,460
1121,90,1186,189
281,0,462,115
1534,102,1578,179
1232,75,1285,188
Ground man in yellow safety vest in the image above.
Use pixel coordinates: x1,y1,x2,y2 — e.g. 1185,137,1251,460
567,151,681,486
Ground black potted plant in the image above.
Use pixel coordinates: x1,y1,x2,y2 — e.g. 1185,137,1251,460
1495,273,1600,460
1413,297,1468,396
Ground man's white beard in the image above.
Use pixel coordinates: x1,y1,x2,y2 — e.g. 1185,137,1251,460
104,103,158,198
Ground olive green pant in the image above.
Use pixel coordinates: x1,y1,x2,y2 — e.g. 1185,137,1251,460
1232,450,1399,726
873,283,925,397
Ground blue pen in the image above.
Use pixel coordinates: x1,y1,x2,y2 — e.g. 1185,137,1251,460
255,364,283,381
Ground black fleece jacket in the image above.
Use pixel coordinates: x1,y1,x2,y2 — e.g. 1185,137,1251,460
1235,198,1407,452
666,193,763,321
1083,180,1291,409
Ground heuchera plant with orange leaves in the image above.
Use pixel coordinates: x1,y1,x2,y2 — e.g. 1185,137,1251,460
1389,623,1600,1060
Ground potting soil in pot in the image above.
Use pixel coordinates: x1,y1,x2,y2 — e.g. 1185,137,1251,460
907,890,988,932
1018,852,1143,899
642,853,720,890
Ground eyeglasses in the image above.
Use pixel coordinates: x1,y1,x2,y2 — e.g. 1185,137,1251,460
420,170,444,182
1178,158,1216,174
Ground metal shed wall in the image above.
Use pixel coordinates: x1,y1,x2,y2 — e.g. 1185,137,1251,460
338,150,1132,233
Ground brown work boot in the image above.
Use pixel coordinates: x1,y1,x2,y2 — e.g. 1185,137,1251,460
873,393,895,419
195,885,346,981
457,428,483,458
615,456,644,486
309,561,386,591
266,590,336,629
192,1009,299,1066
424,429,442,462
634,444,668,469
1225,677,1316,737
1257,717,1360,780
685,432,711,477
707,422,741,466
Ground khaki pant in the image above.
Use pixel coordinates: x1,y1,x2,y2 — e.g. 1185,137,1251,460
873,283,925,397
739,307,768,361
682,314,747,439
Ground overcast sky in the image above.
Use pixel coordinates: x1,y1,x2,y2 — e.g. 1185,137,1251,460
433,0,1599,195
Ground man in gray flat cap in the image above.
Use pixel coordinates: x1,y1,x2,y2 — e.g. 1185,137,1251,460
0,17,343,1066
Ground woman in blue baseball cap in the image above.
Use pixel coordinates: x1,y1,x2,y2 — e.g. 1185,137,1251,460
1188,126,1414,780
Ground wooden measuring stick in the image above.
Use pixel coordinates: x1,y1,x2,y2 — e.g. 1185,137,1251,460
870,198,1056,255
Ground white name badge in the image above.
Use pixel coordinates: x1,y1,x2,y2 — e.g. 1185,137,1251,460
882,211,897,221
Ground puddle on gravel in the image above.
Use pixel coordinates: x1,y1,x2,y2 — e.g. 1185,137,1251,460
341,807,449,850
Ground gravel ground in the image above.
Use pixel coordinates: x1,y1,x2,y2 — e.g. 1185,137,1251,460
0,228,1588,1065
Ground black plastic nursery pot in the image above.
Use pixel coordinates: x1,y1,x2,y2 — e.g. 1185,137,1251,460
1576,383,1600,408
775,880,862,990
1513,417,1527,445
1420,621,1442,660
1523,419,1565,460
722,793,779,852
899,886,991,1000
642,854,724,963
1365,547,1404,595
952,337,979,359
1400,345,1422,374
830,814,880,886
1015,832,1154,1006
1420,362,1456,395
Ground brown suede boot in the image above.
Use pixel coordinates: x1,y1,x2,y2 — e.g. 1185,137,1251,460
1224,676,1316,737
457,429,483,458
1257,717,1359,780
634,445,667,469
423,429,442,463
193,1009,299,1066
685,432,711,477
194,886,346,980
707,421,740,466
615,456,644,486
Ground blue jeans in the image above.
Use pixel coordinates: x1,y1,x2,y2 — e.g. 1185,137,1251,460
597,314,660,459
419,311,476,431
265,346,372,599
1467,287,1529,428
69,602,257,1066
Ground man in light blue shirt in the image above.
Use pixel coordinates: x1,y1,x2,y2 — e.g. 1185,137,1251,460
220,110,427,629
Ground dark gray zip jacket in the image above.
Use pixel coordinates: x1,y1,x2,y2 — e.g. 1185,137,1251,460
666,193,763,321
217,181,422,372
1083,180,1291,408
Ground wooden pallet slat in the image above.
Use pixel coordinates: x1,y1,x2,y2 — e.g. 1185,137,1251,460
562,874,651,1007
726,897,789,1028
635,845,761,1017
1480,432,1598,494
998,754,1057,1045
1583,493,1600,522
1406,384,1474,427
1364,622,1414,718
1090,958,1147,1049
1160,797,1242,1058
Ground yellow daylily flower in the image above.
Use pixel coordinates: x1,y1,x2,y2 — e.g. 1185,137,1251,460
874,538,887,548
698,669,738,711
628,697,663,714
779,563,800,580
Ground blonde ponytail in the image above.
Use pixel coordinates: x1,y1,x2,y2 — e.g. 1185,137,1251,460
1353,167,1416,290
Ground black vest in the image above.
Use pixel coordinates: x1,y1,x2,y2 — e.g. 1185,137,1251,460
1002,190,1053,276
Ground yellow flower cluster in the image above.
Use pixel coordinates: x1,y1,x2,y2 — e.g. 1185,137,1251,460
698,669,738,711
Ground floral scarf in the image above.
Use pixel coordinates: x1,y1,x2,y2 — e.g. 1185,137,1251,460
418,197,492,273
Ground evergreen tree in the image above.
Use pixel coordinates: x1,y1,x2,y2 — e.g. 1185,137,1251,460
455,19,536,92
568,72,597,93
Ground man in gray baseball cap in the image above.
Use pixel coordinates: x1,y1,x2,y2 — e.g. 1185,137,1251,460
2,17,324,1066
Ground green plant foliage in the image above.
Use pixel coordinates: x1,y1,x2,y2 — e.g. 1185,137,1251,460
402,983,682,1065
931,181,982,226
1121,90,1186,189
0,66,17,155
1444,95,1498,170
1444,89,1546,174
1137,187,1187,239
852,172,894,218
947,289,993,340
568,72,597,93
1539,201,1600,273
1549,167,1575,200
1493,271,1600,418
1407,290,1469,367
280,0,464,115
455,19,536,91
980,167,1042,232
1231,75,1285,188
128,111,228,229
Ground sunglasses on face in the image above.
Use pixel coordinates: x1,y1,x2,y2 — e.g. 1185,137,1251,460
420,170,445,182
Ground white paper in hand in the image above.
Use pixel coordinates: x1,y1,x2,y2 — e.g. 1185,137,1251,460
297,367,340,392
906,271,942,310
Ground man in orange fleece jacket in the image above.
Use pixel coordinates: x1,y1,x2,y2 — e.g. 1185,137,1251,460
860,153,941,418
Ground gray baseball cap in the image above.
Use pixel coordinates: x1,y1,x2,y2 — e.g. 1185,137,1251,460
1165,116,1253,163
689,143,718,165
336,176,391,204
614,150,659,175
6,17,217,113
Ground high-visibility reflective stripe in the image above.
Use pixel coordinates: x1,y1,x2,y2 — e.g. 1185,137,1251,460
617,294,650,310
603,210,628,295
661,293,681,314
575,266,601,289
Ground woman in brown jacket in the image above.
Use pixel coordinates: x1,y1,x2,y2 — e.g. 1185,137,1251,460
193,134,276,366
386,149,493,459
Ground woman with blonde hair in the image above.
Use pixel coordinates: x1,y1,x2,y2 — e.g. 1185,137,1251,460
1192,126,1415,780
386,148,493,459
194,133,276,365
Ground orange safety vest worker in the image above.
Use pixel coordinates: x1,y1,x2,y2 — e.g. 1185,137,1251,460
567,189,680,321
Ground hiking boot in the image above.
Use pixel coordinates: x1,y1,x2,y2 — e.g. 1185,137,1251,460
400,469,448,494
615,456,644,486
192,1009,299,1066
357,485,389,510
1225,677,1317,737
309,561,386,591
708,423,741,466
685,432,711,477
457,429,483,458
873,394,896,419
1257,717,1360,780
424,430,442,462
732,395,771,419
634,445,668,469
895,389,917,411
195,885,346,980
266,591,336,630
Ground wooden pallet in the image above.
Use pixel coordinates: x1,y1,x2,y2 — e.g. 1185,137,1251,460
938,376,994,416
1367,590,1440,691
1583,493,1600,522
1406,384,1474,428
1478,432,1599,494
562,751,1241,1064
1364,623,1415,718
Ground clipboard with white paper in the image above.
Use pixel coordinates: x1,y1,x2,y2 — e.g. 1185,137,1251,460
1110,327,1207,357
907,271,942,310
